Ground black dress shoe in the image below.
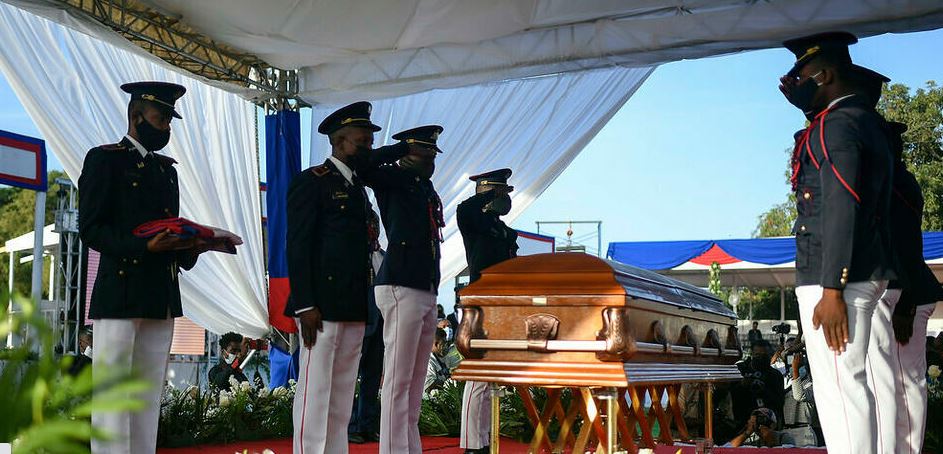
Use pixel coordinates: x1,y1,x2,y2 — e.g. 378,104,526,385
464,447,490,454
348,433,366,444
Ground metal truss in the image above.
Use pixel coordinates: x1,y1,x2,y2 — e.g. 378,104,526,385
51,0,299,103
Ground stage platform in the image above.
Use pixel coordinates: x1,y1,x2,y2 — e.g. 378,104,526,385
157,437,828,453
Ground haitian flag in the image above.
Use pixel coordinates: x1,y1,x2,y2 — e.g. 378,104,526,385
266,110,301,333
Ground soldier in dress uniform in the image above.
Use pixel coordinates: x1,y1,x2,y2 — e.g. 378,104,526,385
79,81,208,454
882,119,943,454
778,32,897,454
456,168,518,454
284,101,409,454
361,125,445,454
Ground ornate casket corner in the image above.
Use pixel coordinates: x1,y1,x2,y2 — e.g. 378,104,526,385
595,307,637,361
726,325,743,355
456,306,487,359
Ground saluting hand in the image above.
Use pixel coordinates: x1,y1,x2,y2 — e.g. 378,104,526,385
813,288,849,353
299,307,324,349
892,302,915,345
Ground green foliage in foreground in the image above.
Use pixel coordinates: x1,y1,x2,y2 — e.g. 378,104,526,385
0,294,147,453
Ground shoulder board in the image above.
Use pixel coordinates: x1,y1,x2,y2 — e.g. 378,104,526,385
100,143,128,151
154,154,178,166
311,164,331,177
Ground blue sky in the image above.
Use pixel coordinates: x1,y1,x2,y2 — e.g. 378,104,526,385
3,29,942,309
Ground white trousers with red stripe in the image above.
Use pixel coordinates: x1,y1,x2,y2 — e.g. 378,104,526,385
867,289,901,454
895,303,935,454
375,285,438,454
796,281,888,454
292,320,365,454
460,381,491,449
91,317,174,454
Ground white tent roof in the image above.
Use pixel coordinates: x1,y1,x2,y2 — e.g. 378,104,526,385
0,224,58,254
8,0,943,103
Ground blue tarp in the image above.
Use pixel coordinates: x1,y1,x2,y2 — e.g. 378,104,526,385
607,232,943,270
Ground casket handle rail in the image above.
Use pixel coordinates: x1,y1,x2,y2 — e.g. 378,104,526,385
459,305,741,360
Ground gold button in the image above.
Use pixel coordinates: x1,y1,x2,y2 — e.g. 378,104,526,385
132,182,138,187
327,276,333,281
122,258,128,263
118,270,125,276
401,241,406,246
803,192,811,200
800,225,806,232
340,205,346,210
415,177,420,182
840,278,847,285
132,259,139,265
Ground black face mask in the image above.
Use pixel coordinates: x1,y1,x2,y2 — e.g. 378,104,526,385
350,144,371,171
486,193,512,216
135,117,171,151
786,72,822,115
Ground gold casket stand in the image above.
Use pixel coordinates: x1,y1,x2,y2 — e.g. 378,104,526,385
452,253,742,454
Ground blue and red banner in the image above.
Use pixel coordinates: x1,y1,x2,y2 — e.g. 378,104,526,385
608,233,943,270
0,129,46,191
265,111,301,333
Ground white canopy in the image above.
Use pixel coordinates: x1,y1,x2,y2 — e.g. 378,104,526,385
6,0,943,103
1,224,57,254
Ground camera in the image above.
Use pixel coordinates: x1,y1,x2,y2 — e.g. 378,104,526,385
772,323,791,335
783,337,806,355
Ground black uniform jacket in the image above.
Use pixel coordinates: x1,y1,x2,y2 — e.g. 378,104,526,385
887,158,943,308
284,159,374,321
794,95,896,289
457,191,519,283
362,161,443,293
79,138,196,319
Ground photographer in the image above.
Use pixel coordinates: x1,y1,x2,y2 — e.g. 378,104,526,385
780,337,823,446
729,408,795,448
733,340,785,427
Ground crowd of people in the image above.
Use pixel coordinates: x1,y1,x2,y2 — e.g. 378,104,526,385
74,29,942,454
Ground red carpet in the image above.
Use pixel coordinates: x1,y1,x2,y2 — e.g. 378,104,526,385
158,439,830,453
157,436,532,453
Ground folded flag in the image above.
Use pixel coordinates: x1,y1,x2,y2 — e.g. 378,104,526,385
133,217,244,254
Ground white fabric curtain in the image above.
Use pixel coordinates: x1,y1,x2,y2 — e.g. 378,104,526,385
309,66,654,285
0,3,269,337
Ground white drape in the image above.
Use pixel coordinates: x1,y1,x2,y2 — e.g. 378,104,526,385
0,3,269,337
309,66,654,285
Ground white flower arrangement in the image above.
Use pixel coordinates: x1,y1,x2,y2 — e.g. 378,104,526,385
240,380,253,392
272,386,288,398
930,365,941,380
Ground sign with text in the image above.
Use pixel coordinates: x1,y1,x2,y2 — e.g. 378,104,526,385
0,129,47,191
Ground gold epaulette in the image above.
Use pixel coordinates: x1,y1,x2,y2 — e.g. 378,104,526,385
311,165,331,177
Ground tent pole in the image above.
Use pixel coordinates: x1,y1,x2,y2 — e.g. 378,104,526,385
7,250,14,348
780,288,785,322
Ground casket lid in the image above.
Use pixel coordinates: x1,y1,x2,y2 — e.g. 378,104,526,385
461,253,735,319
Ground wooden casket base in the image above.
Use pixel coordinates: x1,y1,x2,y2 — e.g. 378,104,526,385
490,384,726,454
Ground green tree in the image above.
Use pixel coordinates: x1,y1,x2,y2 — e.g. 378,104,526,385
878,81,943,229
0,171,71,297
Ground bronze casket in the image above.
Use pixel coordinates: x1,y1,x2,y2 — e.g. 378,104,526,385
452,253,742,388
